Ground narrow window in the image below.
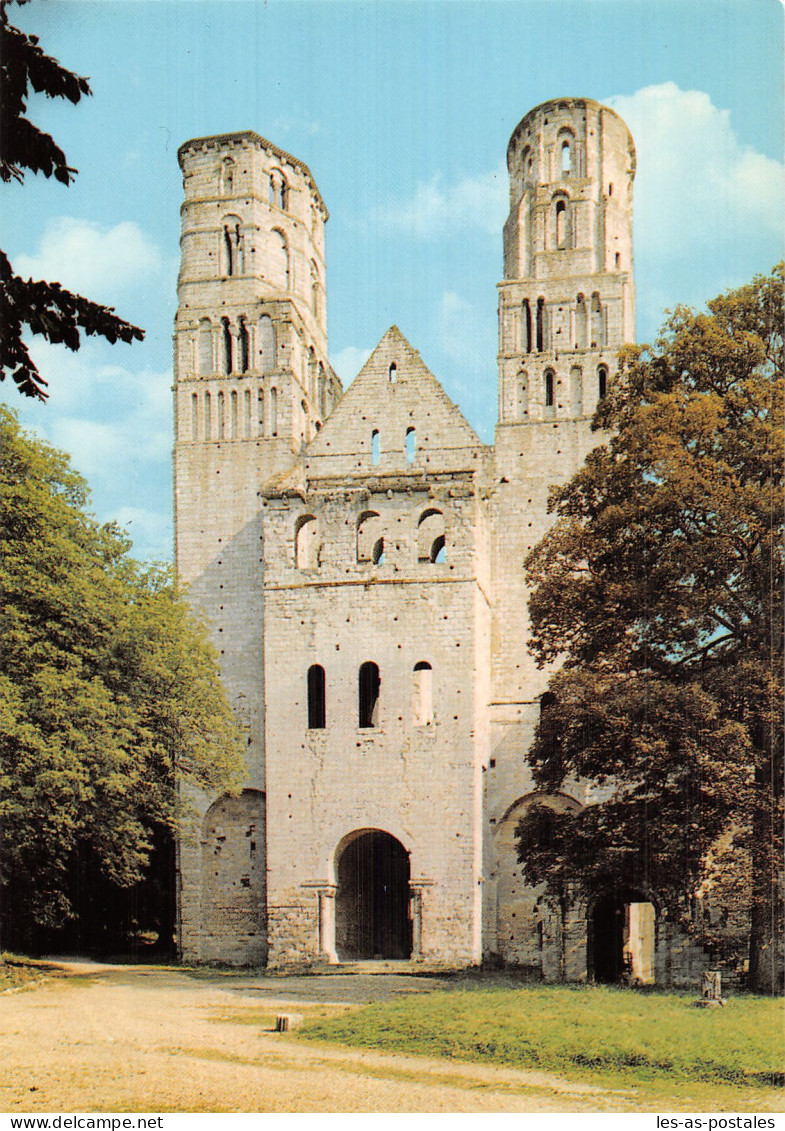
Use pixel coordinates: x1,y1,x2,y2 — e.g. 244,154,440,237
405,426,416,465
523,299,532,353
244,388,252,437
278,176,287,209
372,537,385,565
224,225,235,276
216,390,225,439
268,174,275,204
536,298,545,352
561,140,572,175
307,665,326,729
204,391,212,439
270,387,278,436
222,318,232,374
389,362,397,384
412,662,433,726
191,392,199,441
230,390,238,438
544,369,555,408
371,429,380,466
430,534,446,563
221,157,234,196
358,662,380,728
238,318,250,373
556,200,568,249
598,365,608,400
318,369,327,417
615,252,621,269
295,515,319,569
257,388,264,435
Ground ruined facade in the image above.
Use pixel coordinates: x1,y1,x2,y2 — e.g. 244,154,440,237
173,98,707,983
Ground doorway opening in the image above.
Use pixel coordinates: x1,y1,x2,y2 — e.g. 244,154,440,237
335,830,412,960
591,894,655,984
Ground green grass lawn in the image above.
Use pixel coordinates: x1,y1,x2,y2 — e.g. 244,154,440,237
297,982,784,1092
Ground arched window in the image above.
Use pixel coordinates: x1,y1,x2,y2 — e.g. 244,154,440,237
238,317,250,373
371,429,380,466
222,216,243,276
412,662,433,726
204,391,212,440
222,317,232,375
417,508,445,562
561,140,572,176
430,534,446,563
591,292,604,348
372,537,385,565
598,365,608,400
270,169,287,210
307,665,326,729
256,388,264,435
191,392,199,441
389,362,397,384
570,366,582,415
536,297,545,352
270,387,278,436
258,314,276,373
555,199,569,249
522,299,532,353
295,515,319,570
405,426,416,465
544,369,555,409
216,390,225,439
244,388,252,437
518,369,529,417
356,510,382,563
358,662,380,728
198,318,213,375
575,294,588,349
230,389,238,438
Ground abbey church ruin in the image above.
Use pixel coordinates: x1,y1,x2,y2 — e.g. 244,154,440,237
173,98,709,983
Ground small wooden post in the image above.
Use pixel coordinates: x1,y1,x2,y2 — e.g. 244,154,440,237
275,1015,290,1032
702,971,722,1001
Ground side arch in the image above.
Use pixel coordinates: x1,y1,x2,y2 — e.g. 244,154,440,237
200,789,266,964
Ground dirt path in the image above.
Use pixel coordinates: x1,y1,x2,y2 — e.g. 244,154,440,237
0,964,767,1113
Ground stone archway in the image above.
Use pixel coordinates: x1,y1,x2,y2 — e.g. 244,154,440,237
590,893,656,984
334,830,412,960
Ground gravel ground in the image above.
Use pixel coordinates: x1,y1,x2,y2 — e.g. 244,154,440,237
0,962,775,1114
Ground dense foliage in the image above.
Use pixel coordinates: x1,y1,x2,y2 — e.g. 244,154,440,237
518,266,784,992
0,0,143,400
0,408,246,951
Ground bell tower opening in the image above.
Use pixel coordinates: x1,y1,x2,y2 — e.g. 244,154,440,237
335,830,412,960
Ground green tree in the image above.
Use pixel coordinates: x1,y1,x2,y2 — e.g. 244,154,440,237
0,0,143,401
518,266,784,993
0,406,245,950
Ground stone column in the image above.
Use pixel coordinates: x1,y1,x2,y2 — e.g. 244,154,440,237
409,879,434,961
302,883,338,963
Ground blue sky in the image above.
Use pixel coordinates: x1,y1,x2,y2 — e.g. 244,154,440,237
2,0,783,561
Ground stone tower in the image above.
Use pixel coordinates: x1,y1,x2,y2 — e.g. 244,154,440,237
486,99,636,969
173,132,341,963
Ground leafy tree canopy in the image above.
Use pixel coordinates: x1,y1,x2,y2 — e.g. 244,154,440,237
0,0,143,401
0,407,246,947
518,265,784,992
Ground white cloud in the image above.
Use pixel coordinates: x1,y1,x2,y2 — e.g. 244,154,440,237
330,345,373,383
605,83,784,334
377,164,507,239
13,217,168,303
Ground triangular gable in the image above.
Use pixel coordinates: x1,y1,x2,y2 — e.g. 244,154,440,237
298,326,486,483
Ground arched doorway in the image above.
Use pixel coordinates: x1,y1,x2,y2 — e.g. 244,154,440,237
591,894,655,984
335,830,412,960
